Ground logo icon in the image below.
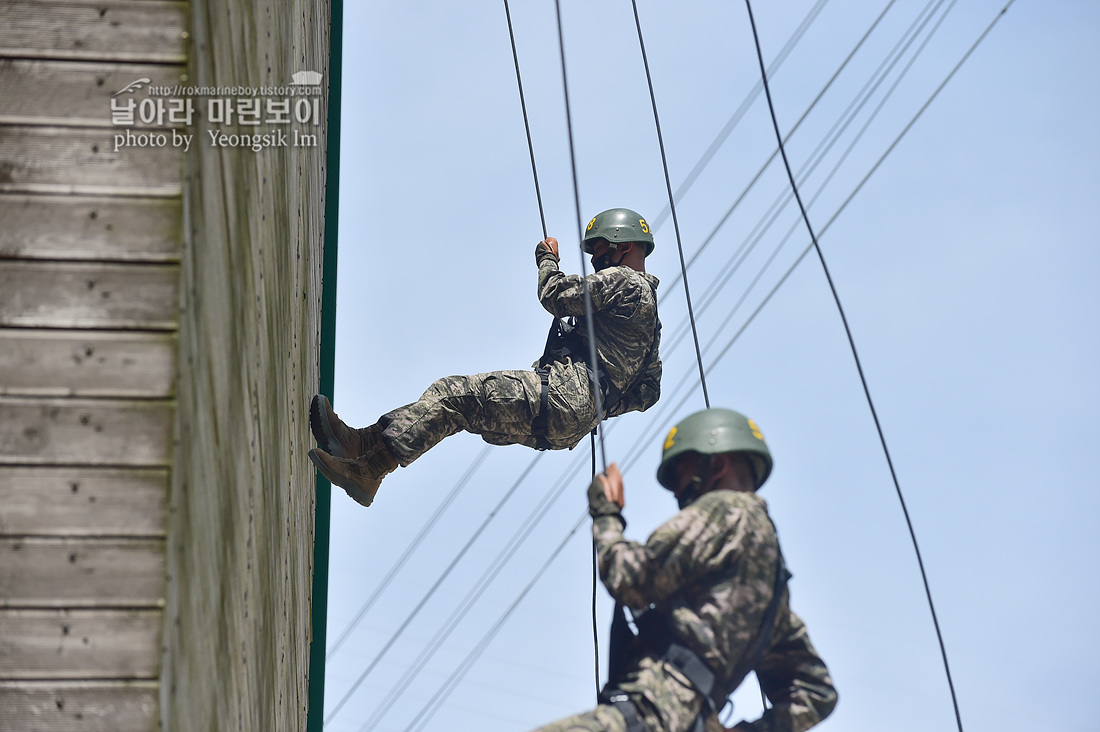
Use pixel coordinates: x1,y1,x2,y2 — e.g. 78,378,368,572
112,78,151,97
291,70,323,85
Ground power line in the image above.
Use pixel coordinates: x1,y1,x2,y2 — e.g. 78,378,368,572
403,510,591,732
631,0,710,408
327,1,999,724
656,0,898,300
321,449,540,725
739,1,1016,730
649,0,834,232
324,0,856,670
354,438,596,732
327,0,958,714
658,0,947,363
394,3,1018,725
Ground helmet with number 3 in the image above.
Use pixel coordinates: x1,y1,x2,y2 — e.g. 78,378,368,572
582,208,655,255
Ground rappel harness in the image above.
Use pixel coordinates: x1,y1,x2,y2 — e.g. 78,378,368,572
530,287,660,451
601,532,792,732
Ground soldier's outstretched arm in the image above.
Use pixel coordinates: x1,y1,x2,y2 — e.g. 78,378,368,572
588,475,744,609
736,610,838,732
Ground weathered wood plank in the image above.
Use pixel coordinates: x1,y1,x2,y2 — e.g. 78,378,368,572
0,398,172,466
0,262,179,330
0,467,167,536
0,194,181,262
0,0,187,63
0,330,176,397
0,609,161,679
0,681,158,732
0,59,187,127
0,538,165,608
0,126,182,196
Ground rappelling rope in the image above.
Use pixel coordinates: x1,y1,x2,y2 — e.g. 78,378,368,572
551,0,609,474
630,0,711,408
548,0,611,702
504,0,603,700
740,1,974,730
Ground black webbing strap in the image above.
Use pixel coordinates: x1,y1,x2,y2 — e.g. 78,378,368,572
725,545,791,700
605,692,647,732
531,366,553,451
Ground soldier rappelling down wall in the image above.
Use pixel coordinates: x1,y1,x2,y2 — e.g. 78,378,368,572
309,208,663,507
533,409,837,732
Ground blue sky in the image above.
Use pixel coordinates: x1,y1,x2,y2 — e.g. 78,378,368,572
324,2,1099,730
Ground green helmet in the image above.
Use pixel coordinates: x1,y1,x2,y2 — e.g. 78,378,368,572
582,208,655,256
656,408,773,491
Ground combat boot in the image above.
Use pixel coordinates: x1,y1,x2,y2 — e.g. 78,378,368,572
310,394,379,459
308,440,398,508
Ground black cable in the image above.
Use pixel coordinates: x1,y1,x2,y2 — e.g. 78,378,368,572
658,0,945,366
504,0,548,240
741,1,984,730
657,0,914,306
332,3,1012,726
394,8,1019,723
326,0,885,674
553,0,607,474
619,0,951,476
630,0,710,409
507,0,601,702
590,431,600,701
649,0,833,232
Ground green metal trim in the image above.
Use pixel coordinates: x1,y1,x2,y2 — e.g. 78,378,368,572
307,0,342,728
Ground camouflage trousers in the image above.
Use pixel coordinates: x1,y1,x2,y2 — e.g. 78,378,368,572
529,657,718,732
378,360,598,466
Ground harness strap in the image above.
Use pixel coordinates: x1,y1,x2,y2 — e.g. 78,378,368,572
725,546,791,697
530,366,553,451
604,692,647,732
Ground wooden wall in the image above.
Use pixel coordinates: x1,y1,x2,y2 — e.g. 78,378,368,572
0,1,188,730
1,1,330,730
159,0,330,730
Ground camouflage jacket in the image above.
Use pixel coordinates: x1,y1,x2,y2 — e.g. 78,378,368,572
592,490,837,732
536,249,661,417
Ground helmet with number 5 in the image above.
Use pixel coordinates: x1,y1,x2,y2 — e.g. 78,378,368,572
582,208,655,255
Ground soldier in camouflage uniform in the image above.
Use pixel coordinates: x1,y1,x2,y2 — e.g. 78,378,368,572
309,208,662,507
532,408,837,732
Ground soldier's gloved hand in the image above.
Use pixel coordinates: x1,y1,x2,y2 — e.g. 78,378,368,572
535,236,560,264
588,462,625,519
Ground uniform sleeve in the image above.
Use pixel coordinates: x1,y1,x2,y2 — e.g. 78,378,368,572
591,499,742,610
738,610,838,732
606,346,661,417
537,258,641,319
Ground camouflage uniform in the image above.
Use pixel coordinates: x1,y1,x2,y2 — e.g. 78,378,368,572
378,245,661,466
532,489,836,732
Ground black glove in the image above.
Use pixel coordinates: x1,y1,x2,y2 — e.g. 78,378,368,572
587,475,623,521
535,240,559,264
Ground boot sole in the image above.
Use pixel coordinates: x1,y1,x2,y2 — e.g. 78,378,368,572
308,449,378,508
309,394,347,459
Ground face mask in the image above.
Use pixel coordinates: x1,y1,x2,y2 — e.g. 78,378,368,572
675,457,713,509
592,248,621,272
676,487,700,510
